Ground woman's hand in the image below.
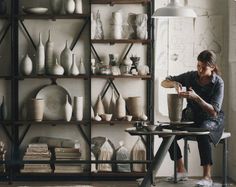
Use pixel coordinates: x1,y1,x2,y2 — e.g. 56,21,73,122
179,87,199,100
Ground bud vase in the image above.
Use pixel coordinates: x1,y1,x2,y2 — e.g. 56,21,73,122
60,40,72,75
64,95,72,121
36,33,45,75
73,96,83,121
45,30,54,74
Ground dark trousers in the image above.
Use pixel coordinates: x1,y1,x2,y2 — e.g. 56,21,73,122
168,135,213,166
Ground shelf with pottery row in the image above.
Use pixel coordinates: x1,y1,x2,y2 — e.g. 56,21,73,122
91,39,151,44
18,13,90,20
17,74,89,80
91,0,150,5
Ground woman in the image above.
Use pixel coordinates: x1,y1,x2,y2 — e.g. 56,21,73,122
161,50,224,187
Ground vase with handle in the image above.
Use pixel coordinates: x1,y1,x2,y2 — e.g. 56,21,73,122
36,33,45,75
60,40,72,75
64,95,72,122
45,30,54,75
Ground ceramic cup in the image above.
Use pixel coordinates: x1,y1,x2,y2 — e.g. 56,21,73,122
101,113,113,121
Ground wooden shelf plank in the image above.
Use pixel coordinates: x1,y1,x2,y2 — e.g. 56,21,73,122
91,0,150,4
19,14,90,20
15,120,89,125
17,74,88,80
91,74,151,79
92,120,149,125
91,39,151,44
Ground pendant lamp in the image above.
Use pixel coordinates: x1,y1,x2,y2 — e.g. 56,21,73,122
152,0,197,18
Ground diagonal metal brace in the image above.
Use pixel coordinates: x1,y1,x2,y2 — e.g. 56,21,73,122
0,22,11,46
70,18,89,51
91,44,101,62
0,123,13,142
19,124,31,145
19,20,36,50
76,124,91,146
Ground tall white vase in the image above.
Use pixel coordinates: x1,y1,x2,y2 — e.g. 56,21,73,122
21,54,33,76
45,30,54,75
36,33,45,75
73,96,83,121
60,40,72,75
74,0,82,14
64,95,72,122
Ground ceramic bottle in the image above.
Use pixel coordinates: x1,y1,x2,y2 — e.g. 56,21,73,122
21,54,33,76
64,95,72,121
115,94,126,119
36,33,45,75
45,31,54,75
52,58,64,75
74,0,82,14
94,95,105,115
65,0,75,14
70,54,79,75
60,40,72,75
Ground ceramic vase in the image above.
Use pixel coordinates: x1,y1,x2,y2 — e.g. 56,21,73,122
28,98,45,121
65,0,75,14
45,31,54,75
50,0,63,14
60,40,72,75
21,54,33,76
0,96,7,120
36,33,45,75
115,94,126,119
94,95,105,115
0,0,6,15
91,12,96,39
64,95,72,121
94,10,104,39
127,96,142,119
74,0,82,14
167,93,183,122
79,58,86,74
73,96,83,121
52,58,64,75
71,54,79,75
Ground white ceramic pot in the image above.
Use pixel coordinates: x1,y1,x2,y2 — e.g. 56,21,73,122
21,54,33,76
28,98,45,122
65,0,75,14
36,33,45,75
73,96,83,121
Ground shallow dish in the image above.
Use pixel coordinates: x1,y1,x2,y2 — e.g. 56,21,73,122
36,85,71,120
23,7,48,14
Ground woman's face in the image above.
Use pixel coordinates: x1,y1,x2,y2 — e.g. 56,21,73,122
197,61,214,78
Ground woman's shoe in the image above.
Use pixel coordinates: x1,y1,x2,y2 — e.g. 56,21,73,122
166,172,188,182
195,178,213,187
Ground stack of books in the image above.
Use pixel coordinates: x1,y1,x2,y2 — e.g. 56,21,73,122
0,141,6,173
21,143,52,173
54,147,82,173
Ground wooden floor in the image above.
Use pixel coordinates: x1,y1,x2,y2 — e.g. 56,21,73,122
0,178,235,187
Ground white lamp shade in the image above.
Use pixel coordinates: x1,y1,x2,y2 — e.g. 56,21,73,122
152,0,197,18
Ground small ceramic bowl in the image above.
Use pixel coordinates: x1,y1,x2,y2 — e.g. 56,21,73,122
101,114,113,121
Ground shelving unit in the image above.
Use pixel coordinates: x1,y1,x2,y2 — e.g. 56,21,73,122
0,0,155,182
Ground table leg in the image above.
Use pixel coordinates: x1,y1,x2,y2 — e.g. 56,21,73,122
140,135,176,187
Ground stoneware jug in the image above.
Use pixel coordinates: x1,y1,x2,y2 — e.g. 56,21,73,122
60,40,72,75
36,33,45,75
50,0,63,14
64,95,72,121
65,0,75,14
21,54,33,76
167,93,183,122
74,0,82,14
45,30,54,75
115,94,126,119
52,58,64,75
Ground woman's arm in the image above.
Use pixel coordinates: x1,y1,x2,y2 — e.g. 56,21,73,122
161,79,182,93
180,88,217,117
